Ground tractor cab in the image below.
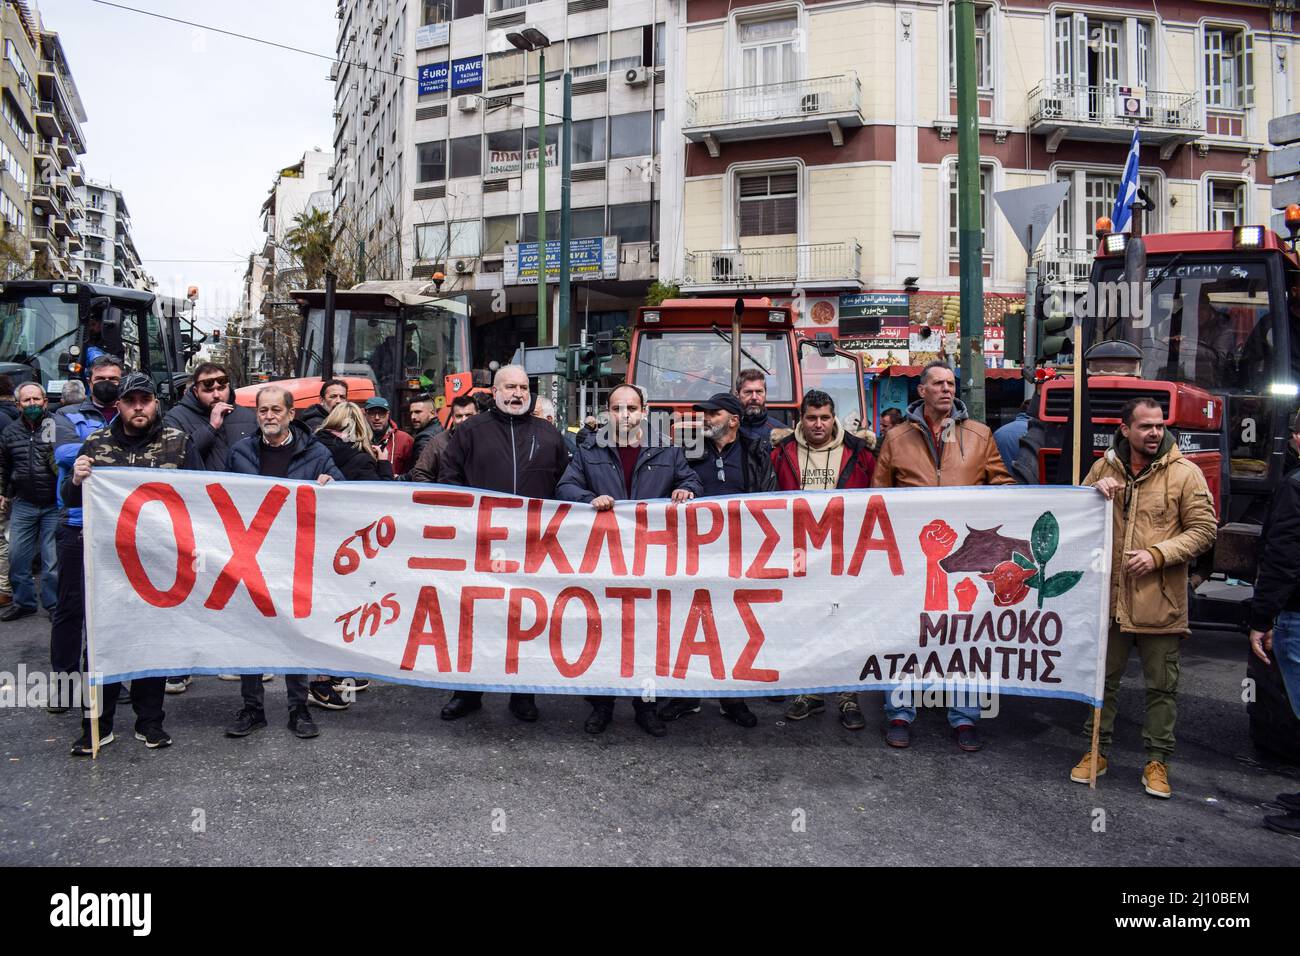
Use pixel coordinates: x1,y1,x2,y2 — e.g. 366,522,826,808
628,297,866,437
0,279,183,404
236,281,473,428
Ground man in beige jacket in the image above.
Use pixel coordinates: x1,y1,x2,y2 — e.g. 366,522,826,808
1076,396,1217,798
872,362,1013,752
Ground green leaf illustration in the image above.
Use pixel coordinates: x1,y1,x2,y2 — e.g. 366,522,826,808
1012,552,1036,571
1042,570,1083,598
1027,572,1042,590
1031,511,1059,565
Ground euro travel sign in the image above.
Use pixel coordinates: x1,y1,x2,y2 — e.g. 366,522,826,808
418,62,449,95
84,471,1111,705
504,236,618,285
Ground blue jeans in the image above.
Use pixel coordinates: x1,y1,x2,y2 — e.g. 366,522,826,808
9,499,57,611
883,687,980,728
1271,611,1300,720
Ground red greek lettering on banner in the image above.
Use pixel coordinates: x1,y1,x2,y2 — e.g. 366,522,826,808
114,482,198,608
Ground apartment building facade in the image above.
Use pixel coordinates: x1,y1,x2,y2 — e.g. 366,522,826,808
239,149,333,374
674,0,1299,335
0,1,36,274
331,0,683,362
73,178,150,289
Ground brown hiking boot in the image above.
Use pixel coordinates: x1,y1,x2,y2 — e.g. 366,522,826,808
1142,760,1171,799
1070,751,1107,784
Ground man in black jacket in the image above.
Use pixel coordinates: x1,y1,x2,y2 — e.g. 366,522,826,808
64,373,201,756
407,393,442,461
298,379,349,433
163,363,257,471
0,375,18,609
438,364,569,723
557,383,701,736
1247,469,1300,837
659,392,776,729
160,362,257,693
0,383,59,622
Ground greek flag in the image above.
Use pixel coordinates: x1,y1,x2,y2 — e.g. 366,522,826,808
1110,127,1141,233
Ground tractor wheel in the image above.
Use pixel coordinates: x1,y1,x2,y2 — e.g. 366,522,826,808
1012,415,1054,485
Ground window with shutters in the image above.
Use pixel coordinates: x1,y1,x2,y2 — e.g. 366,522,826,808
947,3,993,90
737,171,798,237
1206,179,1246,230
1203,26,1253,110
946,163,992,257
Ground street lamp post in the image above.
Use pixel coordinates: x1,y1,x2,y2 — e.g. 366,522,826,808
508,27,553,344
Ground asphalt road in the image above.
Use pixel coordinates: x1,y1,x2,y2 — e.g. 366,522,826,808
0,613,1296,866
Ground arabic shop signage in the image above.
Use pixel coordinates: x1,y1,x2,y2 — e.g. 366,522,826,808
839,293,911,336
504,236,619,285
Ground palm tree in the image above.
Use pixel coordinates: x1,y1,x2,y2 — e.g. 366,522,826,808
282,208,333,290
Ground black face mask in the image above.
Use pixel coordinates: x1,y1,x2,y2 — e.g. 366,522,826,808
91,381,119,406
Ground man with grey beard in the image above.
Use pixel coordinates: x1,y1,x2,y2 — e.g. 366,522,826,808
658,391,776,729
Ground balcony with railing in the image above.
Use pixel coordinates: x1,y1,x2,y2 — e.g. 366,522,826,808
1028,82,1202,157
684,74,864,157
1032,246,1096,292
682,239,863,291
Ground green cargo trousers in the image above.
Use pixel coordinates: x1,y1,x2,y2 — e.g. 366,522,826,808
1084,623,1181,765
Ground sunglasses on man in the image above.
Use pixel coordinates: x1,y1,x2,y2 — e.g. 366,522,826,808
195,376,229,392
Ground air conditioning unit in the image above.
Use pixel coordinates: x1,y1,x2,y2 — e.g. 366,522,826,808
327,165,336,179
711,252,741,283
369,92,380,107
454,259,473,275
800,92,820,113
456,95,479,112
328,62,340,81
332,107,343,119
649,241,660,262
624,67,651,86
371,21,384,36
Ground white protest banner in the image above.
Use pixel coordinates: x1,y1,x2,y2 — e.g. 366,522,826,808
85,470,1110,706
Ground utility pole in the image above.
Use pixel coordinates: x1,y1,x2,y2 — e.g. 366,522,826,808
954,0,986,423
536,45,548,344
556,71,573,426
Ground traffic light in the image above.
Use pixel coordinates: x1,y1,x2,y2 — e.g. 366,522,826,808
1035,285,1073,361
211,329,221,343
574,345,598,380
1003,303,1024,365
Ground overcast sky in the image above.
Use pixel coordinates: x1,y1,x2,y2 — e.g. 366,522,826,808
39,0,336,330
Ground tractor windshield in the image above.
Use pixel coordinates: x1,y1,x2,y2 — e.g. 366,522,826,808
1092,258,1274,392
0,294,80,385
634,330,794,403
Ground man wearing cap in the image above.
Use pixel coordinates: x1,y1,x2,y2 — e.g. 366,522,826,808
63,373,201,756
658,391,776,730
365,396,414,477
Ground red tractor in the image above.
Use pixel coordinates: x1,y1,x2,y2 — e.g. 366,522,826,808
1014,210,1300,762
627,297,867,436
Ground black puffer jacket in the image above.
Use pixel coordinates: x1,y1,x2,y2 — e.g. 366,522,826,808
438,404,569,498
0,400,19,427
163,389,258,471
315,431,393,481
0,412,57,505
297,403,330,434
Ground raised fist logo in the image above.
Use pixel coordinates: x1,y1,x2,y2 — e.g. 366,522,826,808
920,519,958,611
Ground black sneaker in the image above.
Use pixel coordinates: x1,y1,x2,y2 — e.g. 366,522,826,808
330,676,371,693
308,680,350,710
224,707,267,737
720,699,758,728
659,698,702,721
838,696,867,730
70,730,114,755
164,676,191,695
584,706,613,735
0,604,35,622
634,709,668,738
1275,792,1300,813
288,706,320,739
134,725,173,749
